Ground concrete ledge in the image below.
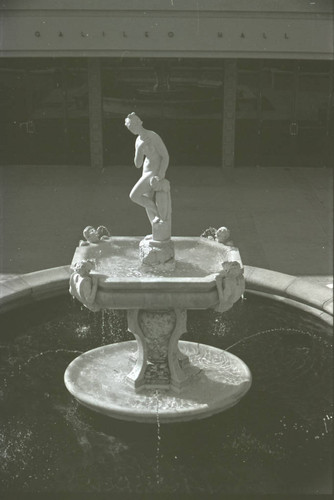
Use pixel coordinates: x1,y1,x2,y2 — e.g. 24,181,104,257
0,276,32,303
244,266,333,317
322,298,333,316
24,266,71,300
285,277,333,312
244,266,296,294
0,265,332,321
0,266,71,313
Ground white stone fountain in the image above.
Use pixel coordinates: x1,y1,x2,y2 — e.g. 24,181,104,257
65,114,251,423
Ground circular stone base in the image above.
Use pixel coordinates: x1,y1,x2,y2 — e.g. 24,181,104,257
64,341,252,423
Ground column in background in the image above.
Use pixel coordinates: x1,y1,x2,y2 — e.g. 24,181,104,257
88,58,103,169
222,60,237,168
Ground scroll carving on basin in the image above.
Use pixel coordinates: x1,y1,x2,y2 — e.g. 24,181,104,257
214,261,245,313
69,259,100,312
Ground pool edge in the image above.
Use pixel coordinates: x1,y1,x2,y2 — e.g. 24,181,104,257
0,265,332,321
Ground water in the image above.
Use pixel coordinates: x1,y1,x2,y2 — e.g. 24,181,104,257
155,390,162,486
88,239,234,278
0,293,332,494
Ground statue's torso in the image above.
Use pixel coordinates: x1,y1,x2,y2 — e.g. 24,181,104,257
136,132,162,175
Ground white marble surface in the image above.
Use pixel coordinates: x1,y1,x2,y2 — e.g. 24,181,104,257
64,340,252,423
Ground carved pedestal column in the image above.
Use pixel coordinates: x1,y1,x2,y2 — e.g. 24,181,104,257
127,309,194,391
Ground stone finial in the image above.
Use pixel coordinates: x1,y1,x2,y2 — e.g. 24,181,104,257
96,225,111,239
216,227,231,244
201,227,217,240
201,226,234,246
79,225,111,246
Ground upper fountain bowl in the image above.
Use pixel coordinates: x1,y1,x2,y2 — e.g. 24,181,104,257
70,236,245,312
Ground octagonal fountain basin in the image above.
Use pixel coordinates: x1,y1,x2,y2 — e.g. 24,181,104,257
70,236,244,310
0,283,332,495
67,236,249,423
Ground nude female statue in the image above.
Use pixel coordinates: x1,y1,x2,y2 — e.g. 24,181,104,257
125,112,170,225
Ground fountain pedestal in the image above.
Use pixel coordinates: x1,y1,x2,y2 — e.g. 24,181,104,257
126,309,197,391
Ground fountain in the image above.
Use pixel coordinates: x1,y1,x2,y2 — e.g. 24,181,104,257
0,116,332,494
65,113,251,423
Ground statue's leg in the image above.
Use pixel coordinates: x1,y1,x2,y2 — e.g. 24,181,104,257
129,175,158,219
144,191,156,224
145,208,156,224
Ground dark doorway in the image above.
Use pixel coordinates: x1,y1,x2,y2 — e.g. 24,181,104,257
0,59,90,165
236,60,333,167
102,58,224,166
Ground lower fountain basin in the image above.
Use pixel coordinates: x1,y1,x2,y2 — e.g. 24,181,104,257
64,340,252,423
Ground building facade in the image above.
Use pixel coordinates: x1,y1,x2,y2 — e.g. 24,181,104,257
0,0,333,168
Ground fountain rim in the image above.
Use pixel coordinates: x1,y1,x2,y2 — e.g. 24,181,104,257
0,265,332,324
70,236,243,288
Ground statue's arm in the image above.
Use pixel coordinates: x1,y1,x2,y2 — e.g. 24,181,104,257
134,138,144,168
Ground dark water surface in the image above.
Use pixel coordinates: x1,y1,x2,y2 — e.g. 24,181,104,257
0,293,332,495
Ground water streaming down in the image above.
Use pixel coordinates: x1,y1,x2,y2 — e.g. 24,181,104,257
0,293,332,494
225,327,312,352
155,390,162,487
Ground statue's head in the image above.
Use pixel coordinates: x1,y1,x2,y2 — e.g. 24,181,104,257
83,226,99,243
73,259,95,277
125,112,143,135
